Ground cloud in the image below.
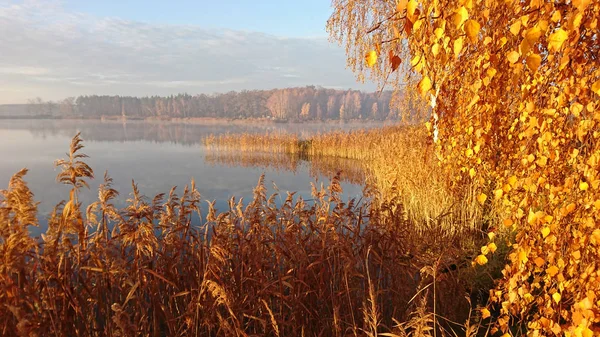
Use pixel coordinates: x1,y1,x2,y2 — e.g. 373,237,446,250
0,0,375,104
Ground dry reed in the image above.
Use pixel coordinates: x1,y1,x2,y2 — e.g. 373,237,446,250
0,133,495,336
204,126,487,234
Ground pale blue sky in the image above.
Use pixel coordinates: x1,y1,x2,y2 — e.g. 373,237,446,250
0,0,374,104
63,0,331,37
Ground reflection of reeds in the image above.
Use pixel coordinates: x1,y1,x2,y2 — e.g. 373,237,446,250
205,151,301,173
205,151,368,186
308,156,367,186
0,134,491,336
204,126,484,232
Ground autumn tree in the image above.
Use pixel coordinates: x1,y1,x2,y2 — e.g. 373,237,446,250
300,102,311,120
329,0,600,335
371,102,379,119
266,90,290,119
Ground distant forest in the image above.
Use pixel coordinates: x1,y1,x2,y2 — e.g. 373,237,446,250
21,87,400,121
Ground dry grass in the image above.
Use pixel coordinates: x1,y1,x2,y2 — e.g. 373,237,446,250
204,126,487,234
0,133,496,336
204,132,302,154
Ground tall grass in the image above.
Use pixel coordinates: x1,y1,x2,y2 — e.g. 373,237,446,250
204,132,302,154
204,126,486,233
0,133,495,336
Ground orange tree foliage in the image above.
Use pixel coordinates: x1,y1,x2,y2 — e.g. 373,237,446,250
328,0,600,335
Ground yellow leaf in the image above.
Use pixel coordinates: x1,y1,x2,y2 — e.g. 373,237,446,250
501,36,511,48
396,0,408,13
477,193,487,205
519,39,531,55
593,229,600,245
548,29,568,52
509,20,521,36
552,292,561,303
469,167,476,178
534,257,545,267
487,242,497,253
507,51,520,64
518,250,528,264
546,265,559,277
475,254,488,265
454,37,464,57
410,54,421,67
541,227,550,238
572,12,583,30
524,26,542,45
407,0,418,18
365,50,378,67
453,6,468,28
580,181,589,191
572,0,591,11
414,19,423,32
481,308,491,319
465,20,480,43
431,43,441,56
526,53,541,71
418,76,432,97
494,189,503,199
592,80,600,96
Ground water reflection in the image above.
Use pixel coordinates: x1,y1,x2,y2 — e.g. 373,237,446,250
2,119,388,145
0,119,376,236
205,151,367,186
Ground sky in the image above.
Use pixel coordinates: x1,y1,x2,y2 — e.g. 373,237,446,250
0,0,376,104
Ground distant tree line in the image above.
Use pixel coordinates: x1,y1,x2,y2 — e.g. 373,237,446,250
38,87,400,121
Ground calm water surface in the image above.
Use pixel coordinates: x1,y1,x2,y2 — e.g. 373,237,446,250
0,120,383,235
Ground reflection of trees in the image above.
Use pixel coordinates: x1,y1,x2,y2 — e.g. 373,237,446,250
205,150,367,185
5,120,389,146
18,120,291,146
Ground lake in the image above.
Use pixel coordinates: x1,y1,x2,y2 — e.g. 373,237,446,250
0,119,384,236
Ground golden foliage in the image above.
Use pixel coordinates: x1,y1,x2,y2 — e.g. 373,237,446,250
328,0,600,334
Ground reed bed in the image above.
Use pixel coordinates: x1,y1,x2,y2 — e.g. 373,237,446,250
204,132,302,154
204,126,485,233
0,134,494,336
